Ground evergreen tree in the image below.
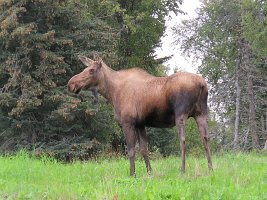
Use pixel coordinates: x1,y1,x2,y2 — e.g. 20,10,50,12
0,0,187,157
0,0,118,155
114,0,183,73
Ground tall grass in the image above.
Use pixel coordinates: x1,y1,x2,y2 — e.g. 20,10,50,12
0,151,266,199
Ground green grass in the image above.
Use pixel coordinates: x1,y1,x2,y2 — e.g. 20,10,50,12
0,152,266,199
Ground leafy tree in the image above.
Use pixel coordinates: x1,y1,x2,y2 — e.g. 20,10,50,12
173,0,267,150
241,0,267,149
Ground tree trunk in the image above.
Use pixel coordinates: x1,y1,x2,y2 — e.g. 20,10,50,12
264,138,267,150
234,51,241,150
264,109,267,150
242,39,260,149
234,50,241,150
247,69,260,149
261,115,266,148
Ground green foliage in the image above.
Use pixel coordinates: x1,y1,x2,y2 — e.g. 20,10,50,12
242,0,267,58
0,0,119,153
147,127,178,156
0,152,266,199
174,0,240,87
173,0,267,149
114,0,183,74
0,0,187,156
148,118,221,156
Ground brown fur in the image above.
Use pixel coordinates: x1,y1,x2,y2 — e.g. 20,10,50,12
68,56,213,176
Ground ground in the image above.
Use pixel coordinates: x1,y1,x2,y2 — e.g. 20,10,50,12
0,152,266,199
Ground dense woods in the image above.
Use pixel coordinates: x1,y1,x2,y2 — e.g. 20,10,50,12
0,0,266,159
173,0,267,150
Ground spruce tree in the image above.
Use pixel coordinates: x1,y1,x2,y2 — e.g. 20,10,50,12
0,0,118,154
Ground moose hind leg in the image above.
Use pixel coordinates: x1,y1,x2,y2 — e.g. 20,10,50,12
175,114,187,173
195,115,213,170
122,124,137,176
138,127,152,174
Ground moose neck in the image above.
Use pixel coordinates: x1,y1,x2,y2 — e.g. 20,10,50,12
96,63,119,103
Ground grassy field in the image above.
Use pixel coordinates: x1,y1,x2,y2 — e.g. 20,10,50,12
0,152,266,200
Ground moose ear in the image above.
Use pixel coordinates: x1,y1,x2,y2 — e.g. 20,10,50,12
93,54,103,67
78,55,94,66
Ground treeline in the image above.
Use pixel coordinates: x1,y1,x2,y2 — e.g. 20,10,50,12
0,0,188,159
174,0,267,150
0,0,266,160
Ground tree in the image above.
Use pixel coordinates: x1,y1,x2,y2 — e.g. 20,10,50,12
0,0,119,155
173,0,266,150
241,0,267,149
113,0,183,73
0,0,188,157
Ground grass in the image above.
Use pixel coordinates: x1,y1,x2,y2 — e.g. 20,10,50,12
0,152,266,200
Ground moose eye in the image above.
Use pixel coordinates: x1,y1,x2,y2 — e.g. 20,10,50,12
89,68,95,74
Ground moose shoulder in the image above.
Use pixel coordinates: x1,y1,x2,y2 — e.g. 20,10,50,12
68,55,213,176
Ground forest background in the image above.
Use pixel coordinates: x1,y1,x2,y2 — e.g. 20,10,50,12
0,0,266,160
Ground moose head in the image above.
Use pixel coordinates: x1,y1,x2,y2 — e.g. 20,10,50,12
68,55,104,94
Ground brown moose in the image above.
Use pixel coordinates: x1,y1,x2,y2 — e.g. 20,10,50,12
68,55,213,176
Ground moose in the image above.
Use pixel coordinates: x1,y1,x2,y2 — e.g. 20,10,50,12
68,55,213,176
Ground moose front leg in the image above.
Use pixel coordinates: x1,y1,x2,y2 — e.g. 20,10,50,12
122,124,137,176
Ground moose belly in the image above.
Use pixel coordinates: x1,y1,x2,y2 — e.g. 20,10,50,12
144,109,175,128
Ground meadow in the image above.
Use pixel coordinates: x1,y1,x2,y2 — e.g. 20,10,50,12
0,152,266,200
